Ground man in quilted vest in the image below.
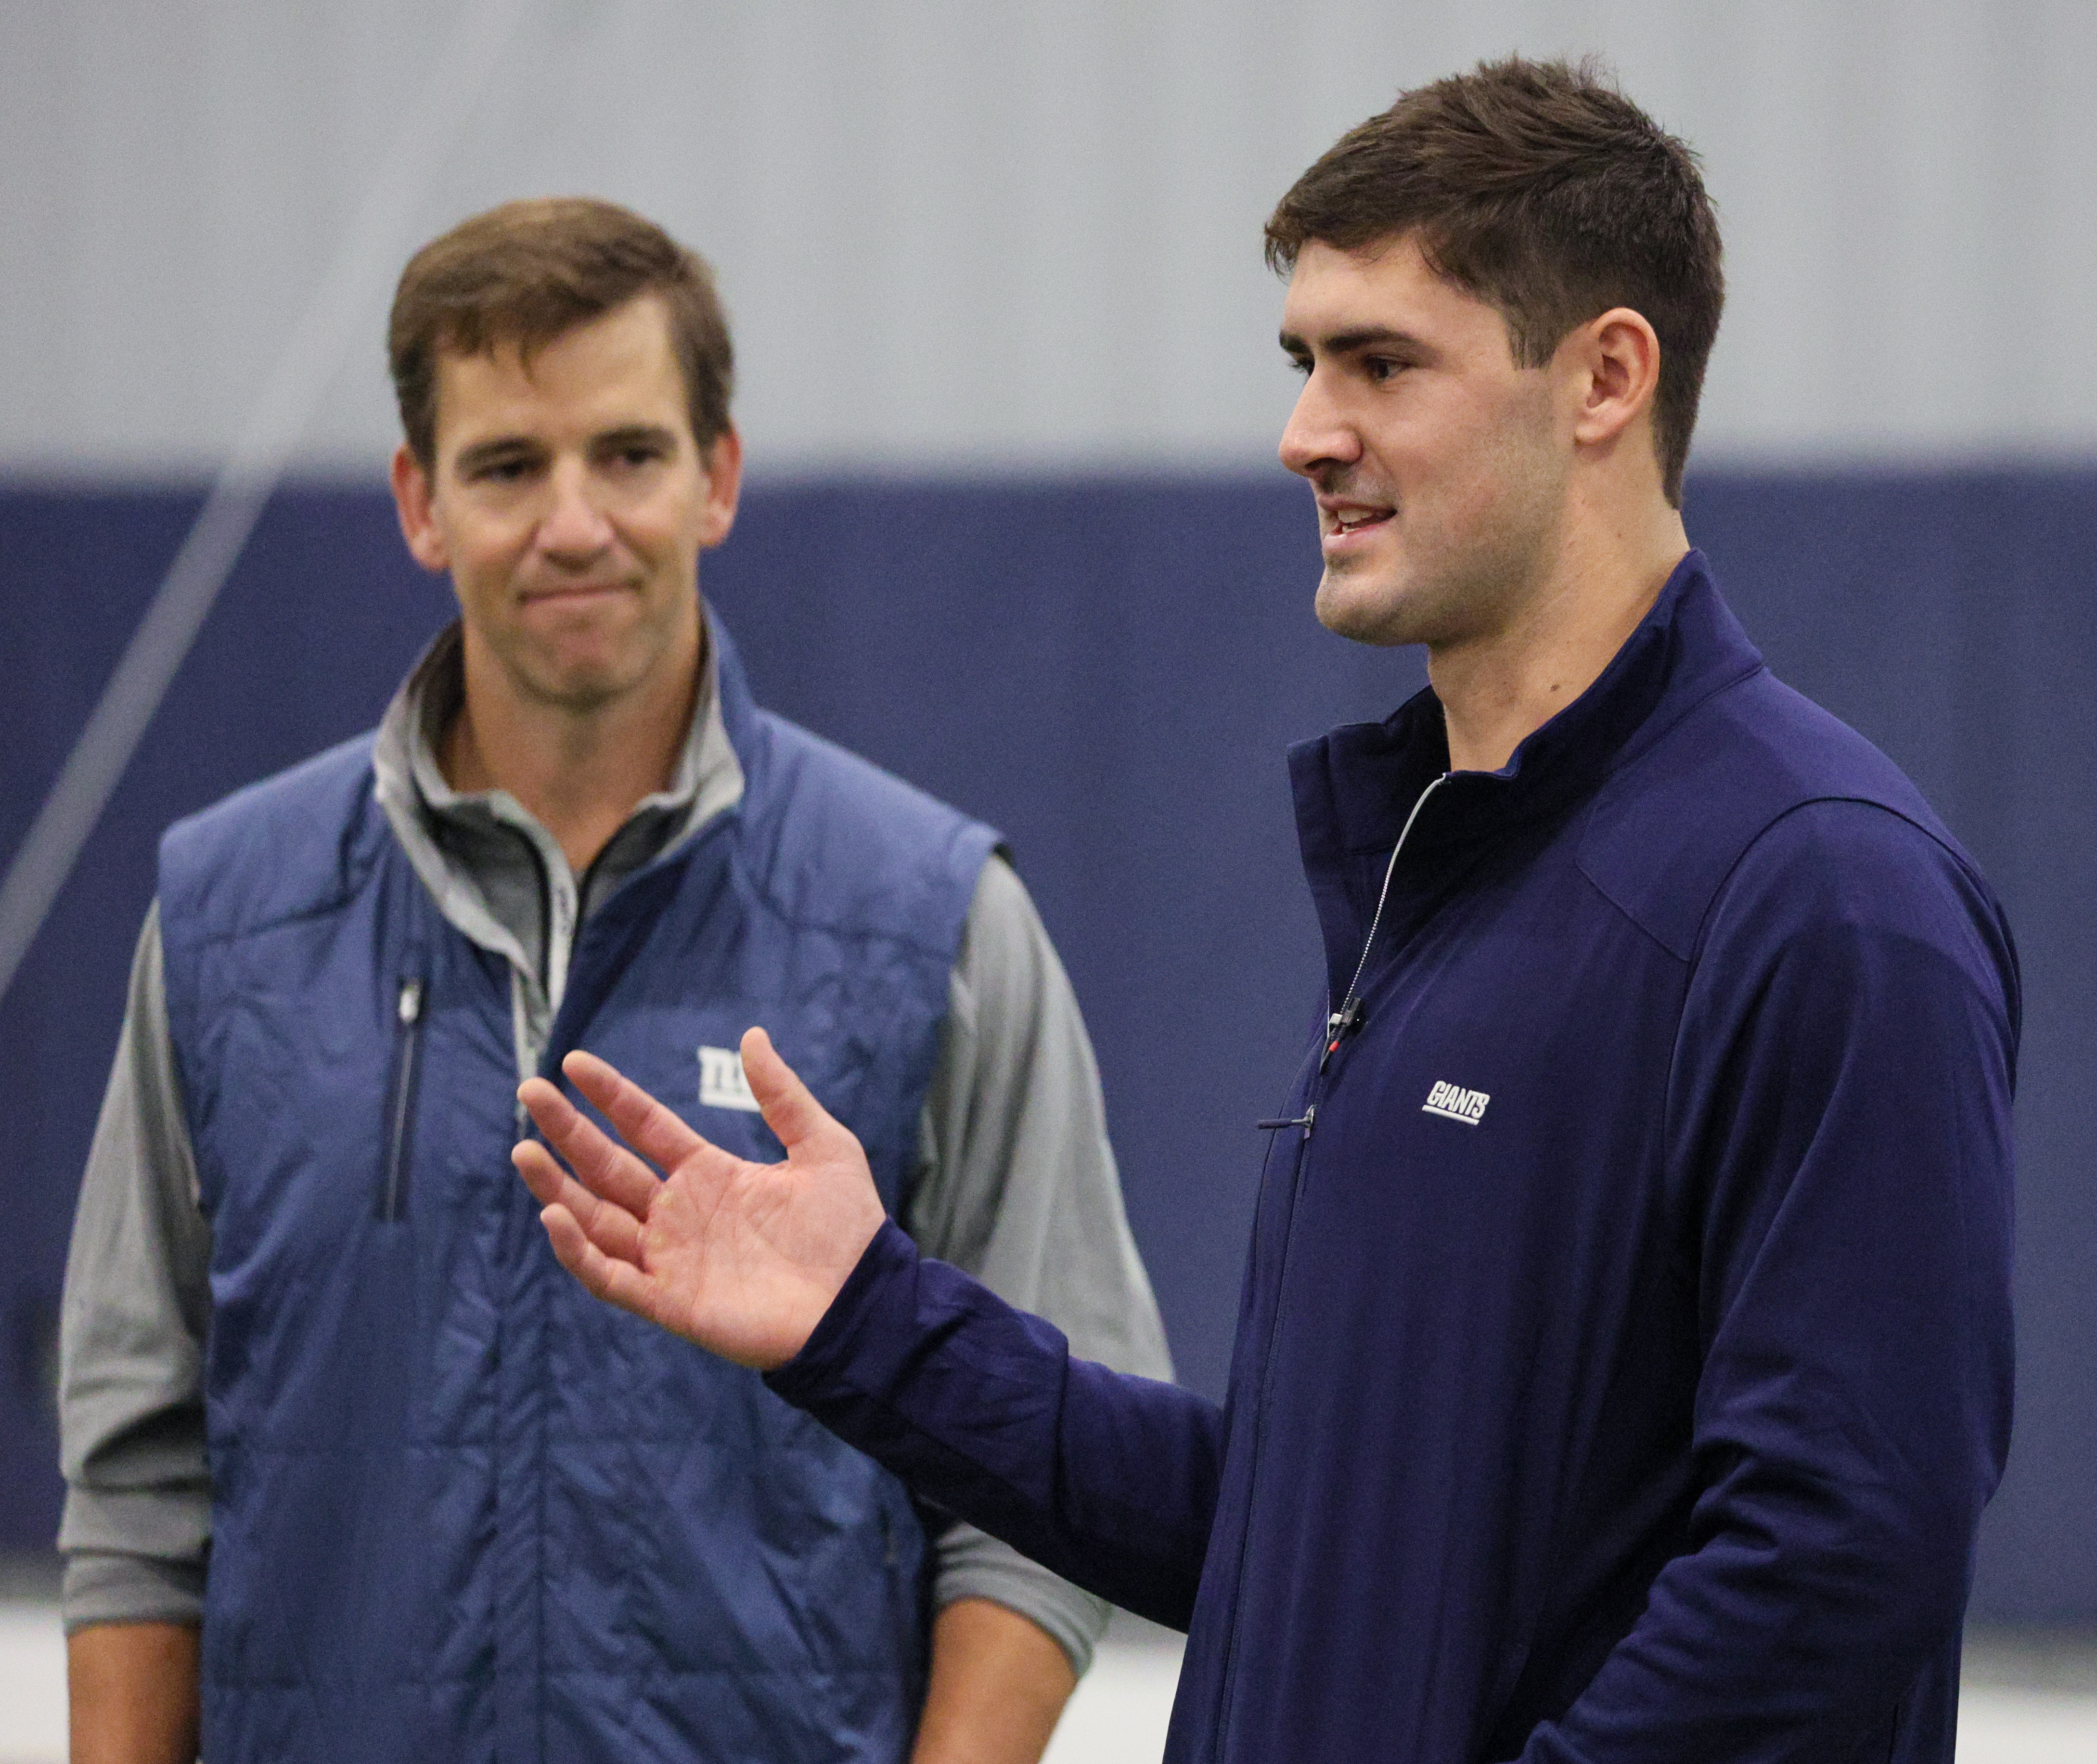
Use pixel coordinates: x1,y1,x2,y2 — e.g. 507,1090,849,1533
58,197,1170,1764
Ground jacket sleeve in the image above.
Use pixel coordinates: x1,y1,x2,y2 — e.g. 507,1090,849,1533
766,1219,1223,1631
57,903,216,1632
1520,799,2018,1763
907,854,1177,1671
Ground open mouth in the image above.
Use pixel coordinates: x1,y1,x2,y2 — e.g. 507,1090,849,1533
1329,506,1394,536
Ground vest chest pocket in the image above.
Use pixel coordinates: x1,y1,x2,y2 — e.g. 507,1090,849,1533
375,975,426,1222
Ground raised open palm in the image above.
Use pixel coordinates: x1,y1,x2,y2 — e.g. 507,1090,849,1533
512,1028,885,1370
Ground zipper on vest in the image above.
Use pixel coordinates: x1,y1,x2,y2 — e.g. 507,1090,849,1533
377,975,426,1222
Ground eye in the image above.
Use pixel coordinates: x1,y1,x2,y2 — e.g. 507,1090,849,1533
602,438,671,472
1364,355,1406,384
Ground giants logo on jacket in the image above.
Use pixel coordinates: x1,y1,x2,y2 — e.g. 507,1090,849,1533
699,1045,764,1112
1422,1080,1490,1126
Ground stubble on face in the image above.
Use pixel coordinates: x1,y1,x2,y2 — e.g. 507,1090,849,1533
484,563,685,717
1311,369,1568,653
1280,236,1574,656
425,296,715,723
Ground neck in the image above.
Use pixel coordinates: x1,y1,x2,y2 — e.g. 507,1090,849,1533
443,628,703,874
1428,495,1690,774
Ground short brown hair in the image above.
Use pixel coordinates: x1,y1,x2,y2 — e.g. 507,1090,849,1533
388,196,734,468
1266,58,1723,505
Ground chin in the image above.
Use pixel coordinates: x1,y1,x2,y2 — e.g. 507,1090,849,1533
1314,568,1430,648
512,648,645,713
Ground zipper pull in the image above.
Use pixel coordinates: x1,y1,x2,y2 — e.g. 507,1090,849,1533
1255,1103,1317,1136
380,974,427,1223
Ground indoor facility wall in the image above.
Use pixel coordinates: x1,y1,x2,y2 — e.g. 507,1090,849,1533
1,471,2091,1623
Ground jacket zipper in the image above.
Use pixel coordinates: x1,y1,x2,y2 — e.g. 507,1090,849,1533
1213,773,1447,1751
1318,772,1449,1076
378,976,426,1222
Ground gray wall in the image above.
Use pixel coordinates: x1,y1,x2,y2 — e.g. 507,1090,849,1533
3,0,2092,479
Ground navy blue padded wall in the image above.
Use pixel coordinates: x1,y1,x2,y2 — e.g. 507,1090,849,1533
1,472,2090,1625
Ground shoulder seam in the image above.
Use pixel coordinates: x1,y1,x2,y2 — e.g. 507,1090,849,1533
1682,793,1978,977
1570,860,1688,969
1655,793,1985,1176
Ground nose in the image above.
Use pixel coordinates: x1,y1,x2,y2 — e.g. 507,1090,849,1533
537,457,615,563
1278,369,1361,480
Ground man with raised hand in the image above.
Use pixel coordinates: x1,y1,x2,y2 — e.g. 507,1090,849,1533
514,61,2017,1764
58,197,1169,1764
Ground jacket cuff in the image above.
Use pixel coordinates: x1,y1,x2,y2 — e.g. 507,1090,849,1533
764,1216,922,1404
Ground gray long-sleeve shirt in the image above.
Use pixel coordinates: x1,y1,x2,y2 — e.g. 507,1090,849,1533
57,623,1171,1678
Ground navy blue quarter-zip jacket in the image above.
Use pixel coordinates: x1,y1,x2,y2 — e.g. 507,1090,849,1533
768,552,2018,1764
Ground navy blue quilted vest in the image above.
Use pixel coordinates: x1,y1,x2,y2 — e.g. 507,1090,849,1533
158,629,997,1763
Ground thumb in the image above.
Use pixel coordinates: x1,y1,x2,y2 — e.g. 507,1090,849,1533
740,1026,850,1158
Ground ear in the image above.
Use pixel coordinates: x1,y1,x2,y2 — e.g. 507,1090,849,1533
1567,307,1662,451
695,425,744,550
389,443,450,574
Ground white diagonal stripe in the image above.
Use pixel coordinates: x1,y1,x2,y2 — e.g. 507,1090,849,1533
0,0,533,1008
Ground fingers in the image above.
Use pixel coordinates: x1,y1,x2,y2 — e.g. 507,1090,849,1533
739,1026,852,1157
562,1050,715,1175
512,1140,645,1265
538,1200,668,1327
511,1127,576,1208
518,1073,663,1217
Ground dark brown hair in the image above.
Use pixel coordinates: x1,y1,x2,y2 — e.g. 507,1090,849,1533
1266,58,1723,505
389,196,733,468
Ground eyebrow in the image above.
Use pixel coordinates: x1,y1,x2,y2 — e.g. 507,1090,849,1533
452,435,542,476
1277,324,1430,359
592,423,681,452
450,424,682,476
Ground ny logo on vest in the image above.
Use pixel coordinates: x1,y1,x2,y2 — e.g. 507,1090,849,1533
1422,1080,1490,1126
698,1045,763,1112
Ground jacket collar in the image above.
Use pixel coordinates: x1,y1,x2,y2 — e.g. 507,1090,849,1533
1290,550,1766,948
